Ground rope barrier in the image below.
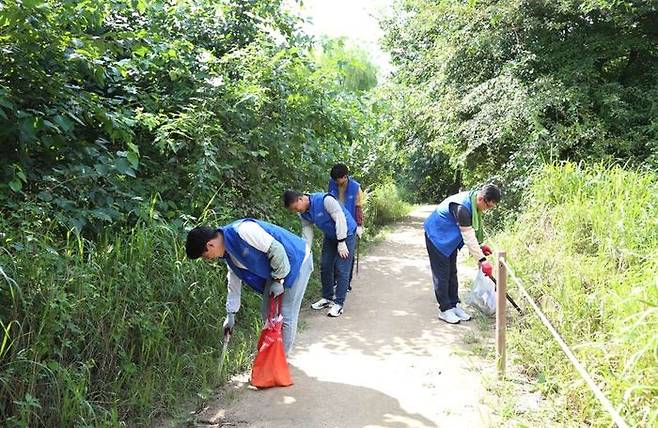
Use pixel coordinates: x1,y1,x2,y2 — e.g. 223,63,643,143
499,256,629,428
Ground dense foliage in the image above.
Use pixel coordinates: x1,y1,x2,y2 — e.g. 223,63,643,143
494,163,657,427
0,0,398,425
381,0,658,204
0,0,390,234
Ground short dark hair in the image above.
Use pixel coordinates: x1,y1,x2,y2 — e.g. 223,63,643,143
330,164,349,180
283,190,304,208
481,184,501,203
186,226,218,259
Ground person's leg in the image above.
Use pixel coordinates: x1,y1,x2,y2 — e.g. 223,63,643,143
448,249,460,308
333,234,356,307
425,233,453,312
281,255,314,354
320,237,337,301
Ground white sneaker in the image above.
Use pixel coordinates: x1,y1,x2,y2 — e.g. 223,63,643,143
453,304,472,321
327,303,343,317
438,308,461,324
311,298,333,310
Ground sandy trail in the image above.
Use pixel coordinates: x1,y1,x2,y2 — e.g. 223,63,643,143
200,206,495,428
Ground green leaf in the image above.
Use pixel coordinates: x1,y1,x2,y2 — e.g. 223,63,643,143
91,209,113,222
127,151,139,169
127,142,139,154
0,97,13,110
16,170,26,182
133,45,149,57
137,0,147,13
53,115,74,133
94,164,109,175
9,179,22,192
37,191,53,202
65,112,85,127
115,158,136,177
19,117,37,142
42,120,61,134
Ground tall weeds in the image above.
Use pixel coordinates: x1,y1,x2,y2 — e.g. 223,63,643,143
0,222,261,426
494,162,657,426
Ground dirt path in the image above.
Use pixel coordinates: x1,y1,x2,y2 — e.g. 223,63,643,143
200,206,496,427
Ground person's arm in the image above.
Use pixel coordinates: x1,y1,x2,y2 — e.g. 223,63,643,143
324,196,348,240
300,215,314,243
226,267,242,314
460,226,486,261
237,221,290,279
355,188,364,226
451,203,486,262
267,240,290,280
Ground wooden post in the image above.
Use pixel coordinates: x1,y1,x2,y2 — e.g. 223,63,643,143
496,251,507,378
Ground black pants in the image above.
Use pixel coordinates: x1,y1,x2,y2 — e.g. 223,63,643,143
425,233,459,312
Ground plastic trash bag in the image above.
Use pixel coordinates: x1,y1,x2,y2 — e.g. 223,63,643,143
467,269,496,315
251,296,293,388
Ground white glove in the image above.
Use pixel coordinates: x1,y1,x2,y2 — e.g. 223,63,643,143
223,313,235,335
356,226,364,239
270,280,284,297
337,241,349,259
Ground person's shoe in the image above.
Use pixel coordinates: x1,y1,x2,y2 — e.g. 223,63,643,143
438,308,461,324
453,304,472,321
347,284,352,292
327,303,344,317
311,298,333,310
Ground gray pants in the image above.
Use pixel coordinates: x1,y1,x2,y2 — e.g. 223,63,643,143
261,255,313,355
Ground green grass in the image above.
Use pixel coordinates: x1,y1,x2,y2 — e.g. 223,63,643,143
0,221,263,427
491,162,658,427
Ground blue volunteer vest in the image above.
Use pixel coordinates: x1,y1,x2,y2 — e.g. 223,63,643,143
424,191,475,257
301,193,357,240
220,219,307,294
328,177,361,220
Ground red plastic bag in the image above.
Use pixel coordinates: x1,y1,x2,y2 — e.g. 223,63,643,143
250,295,293,388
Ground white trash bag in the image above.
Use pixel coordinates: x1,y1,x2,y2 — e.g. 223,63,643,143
467,269,496,315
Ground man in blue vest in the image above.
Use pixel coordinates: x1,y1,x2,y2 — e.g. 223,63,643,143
283,190,357,318
424,184,501,324
328,163,364,237
185,219,313,355
328,164,364,291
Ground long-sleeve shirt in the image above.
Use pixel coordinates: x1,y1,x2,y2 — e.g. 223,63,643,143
450,202,486,261
336,181,364,225
225,221,310,313
299,195,348,244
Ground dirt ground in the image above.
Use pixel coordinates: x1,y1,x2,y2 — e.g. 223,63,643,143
195,206,497,428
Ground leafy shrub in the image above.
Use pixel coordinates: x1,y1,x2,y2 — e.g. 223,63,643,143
365,181,411,226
